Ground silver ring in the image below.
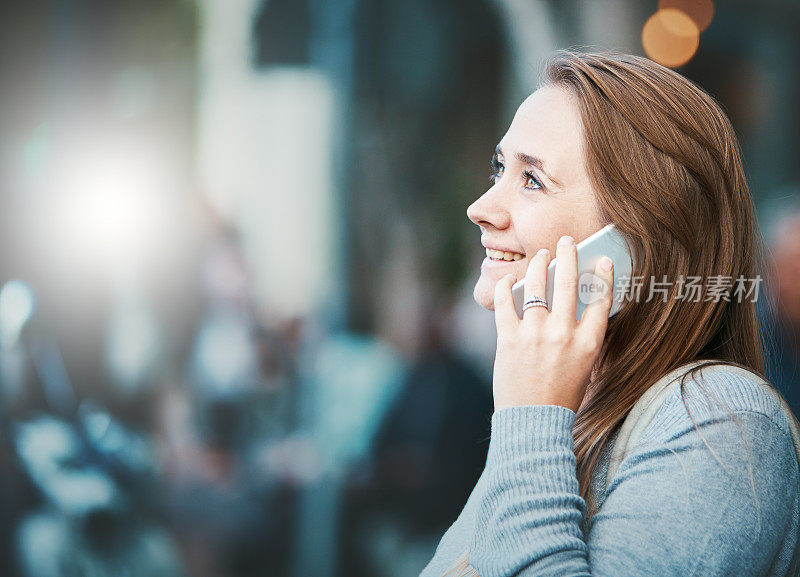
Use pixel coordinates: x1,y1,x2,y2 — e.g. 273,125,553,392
522,296,548,312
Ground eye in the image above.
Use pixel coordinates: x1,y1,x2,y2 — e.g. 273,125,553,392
523,170,543,191
490,157,505,182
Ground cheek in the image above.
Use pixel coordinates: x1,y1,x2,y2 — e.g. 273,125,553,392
520,211,596,254
517,209,567,254
521,230,559,255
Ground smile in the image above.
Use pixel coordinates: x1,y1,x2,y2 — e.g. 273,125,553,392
485,248,525,262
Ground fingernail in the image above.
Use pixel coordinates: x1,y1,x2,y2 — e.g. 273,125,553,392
600,257,613,271
558,235,574,246
536,248,550,256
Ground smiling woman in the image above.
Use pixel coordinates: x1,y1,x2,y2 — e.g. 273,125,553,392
419,50,800,577
468,83,603,311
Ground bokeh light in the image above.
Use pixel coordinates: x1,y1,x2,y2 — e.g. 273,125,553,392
642,8,700,68
0,280,36,346
658,0,715,32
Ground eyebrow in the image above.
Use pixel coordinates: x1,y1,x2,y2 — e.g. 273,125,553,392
495,145,563,188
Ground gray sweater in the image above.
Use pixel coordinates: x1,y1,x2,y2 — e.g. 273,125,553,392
419,369,800,576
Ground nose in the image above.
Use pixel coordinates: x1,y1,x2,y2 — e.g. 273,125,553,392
466,184,510,230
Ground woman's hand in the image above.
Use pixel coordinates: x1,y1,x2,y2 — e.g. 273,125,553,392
492,235,614,413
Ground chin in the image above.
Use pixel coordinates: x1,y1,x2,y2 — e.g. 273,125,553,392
473,276,496,311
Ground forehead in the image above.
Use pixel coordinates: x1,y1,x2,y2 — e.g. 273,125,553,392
498,84,586,184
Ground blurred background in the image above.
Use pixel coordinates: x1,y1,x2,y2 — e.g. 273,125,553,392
0,1,798,576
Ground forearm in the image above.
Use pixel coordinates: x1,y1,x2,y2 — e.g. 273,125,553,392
468,404,592,577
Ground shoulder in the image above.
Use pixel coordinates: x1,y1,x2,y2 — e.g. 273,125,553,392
595,368,800,576
639,365,796,445
621,366,800,510
606,365,800,519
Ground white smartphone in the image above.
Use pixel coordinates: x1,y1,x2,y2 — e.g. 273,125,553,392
511,223,635,320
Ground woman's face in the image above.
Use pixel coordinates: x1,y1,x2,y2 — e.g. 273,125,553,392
467,84,605,311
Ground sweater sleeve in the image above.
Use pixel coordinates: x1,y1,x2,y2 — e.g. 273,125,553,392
466,400,798,577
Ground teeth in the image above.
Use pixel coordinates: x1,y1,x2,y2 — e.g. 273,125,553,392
486,248,525,262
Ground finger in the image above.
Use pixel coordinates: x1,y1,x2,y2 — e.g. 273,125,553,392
523,248,551,320
579,255,614,338
551,235,578,322
494,273,520,334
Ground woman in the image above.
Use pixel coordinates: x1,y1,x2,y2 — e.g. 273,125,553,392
419,50,800,576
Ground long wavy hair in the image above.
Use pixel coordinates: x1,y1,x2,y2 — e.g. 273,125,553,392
443,49,799,576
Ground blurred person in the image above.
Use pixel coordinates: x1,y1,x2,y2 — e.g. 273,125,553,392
419,51,800,577
12,413,184,577
340,302,493,577
762,210,800,417
162,224,302,577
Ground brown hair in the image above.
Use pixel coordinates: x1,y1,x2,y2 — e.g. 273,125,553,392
443,48,799,575
545,49,780,518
